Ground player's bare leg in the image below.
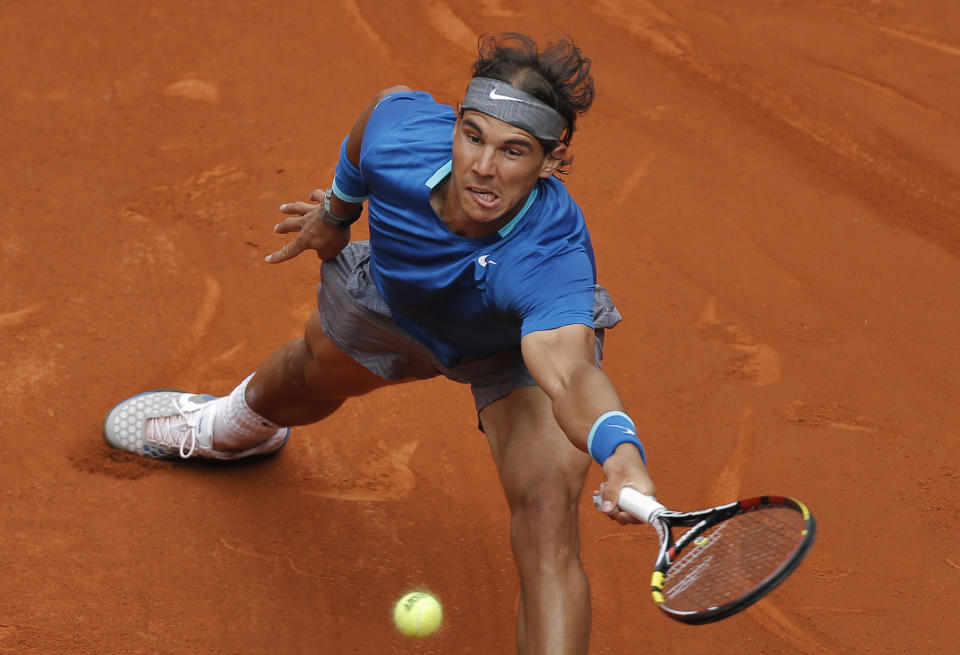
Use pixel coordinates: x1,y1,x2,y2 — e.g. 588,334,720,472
480,385,592,655
226,309,403,448
104,309,403,458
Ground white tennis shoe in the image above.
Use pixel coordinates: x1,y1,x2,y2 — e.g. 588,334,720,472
103,390,289,459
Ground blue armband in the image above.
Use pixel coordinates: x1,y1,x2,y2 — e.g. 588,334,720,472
332,136,369,203
587,411,646,465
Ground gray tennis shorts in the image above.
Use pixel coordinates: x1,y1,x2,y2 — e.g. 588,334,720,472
317,241,622,412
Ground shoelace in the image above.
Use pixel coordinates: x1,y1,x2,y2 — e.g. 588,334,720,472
145,399,201,458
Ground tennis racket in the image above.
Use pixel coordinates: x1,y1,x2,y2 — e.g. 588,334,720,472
594,488,816,624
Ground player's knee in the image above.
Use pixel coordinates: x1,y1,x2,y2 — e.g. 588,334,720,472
510,482,580,562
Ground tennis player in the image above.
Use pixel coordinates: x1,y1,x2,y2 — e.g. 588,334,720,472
104,33,654,654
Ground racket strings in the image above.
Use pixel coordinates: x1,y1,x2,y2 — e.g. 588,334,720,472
661,507,805,611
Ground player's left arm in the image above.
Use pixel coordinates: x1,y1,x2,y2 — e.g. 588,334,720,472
266,84,411,264
521,323,655,523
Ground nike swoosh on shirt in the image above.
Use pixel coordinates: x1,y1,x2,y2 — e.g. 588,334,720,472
488,88,524,102
478,255,498,267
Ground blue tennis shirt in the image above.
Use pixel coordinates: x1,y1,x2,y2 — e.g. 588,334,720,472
352,91,599,368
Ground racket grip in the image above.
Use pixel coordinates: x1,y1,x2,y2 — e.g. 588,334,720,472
616,488,667,524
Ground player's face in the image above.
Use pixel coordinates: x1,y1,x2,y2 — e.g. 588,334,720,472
447,111,563,233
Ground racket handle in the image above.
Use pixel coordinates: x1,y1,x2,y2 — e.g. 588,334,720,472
616,488,667,524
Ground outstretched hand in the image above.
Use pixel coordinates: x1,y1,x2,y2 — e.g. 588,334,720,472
265,188,350,264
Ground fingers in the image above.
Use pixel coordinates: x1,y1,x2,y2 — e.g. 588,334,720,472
266,201,315,263
308,188,326,202
274,214,307,234
266,193,338,264
598,481,629,521
265,235,306,264
279,201,317,216
596,481,617,513
593,482,643,525
266,216,308,263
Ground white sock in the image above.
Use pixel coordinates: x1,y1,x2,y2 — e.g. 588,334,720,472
211,374,284,450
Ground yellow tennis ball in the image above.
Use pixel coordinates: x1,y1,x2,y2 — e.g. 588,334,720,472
393,591,443,637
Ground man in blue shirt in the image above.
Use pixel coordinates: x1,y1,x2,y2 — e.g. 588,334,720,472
104,33,655,654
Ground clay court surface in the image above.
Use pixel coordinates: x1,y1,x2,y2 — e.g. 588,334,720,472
3,0,960,652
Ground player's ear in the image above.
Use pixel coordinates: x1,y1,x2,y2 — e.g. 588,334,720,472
539,144,568,177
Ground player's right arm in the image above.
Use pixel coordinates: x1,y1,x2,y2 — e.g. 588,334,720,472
266,85,411,264
521,323,655,525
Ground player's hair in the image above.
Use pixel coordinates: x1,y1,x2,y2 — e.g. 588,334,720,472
469,33,594,172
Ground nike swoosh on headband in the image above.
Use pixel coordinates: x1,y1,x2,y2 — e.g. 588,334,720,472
488,88,523,102
463,77,568,141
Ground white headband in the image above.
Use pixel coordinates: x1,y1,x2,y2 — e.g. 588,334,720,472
461,77,567,142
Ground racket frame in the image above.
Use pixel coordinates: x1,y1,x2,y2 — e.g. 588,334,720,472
650,495,816,624
604,488,816,625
